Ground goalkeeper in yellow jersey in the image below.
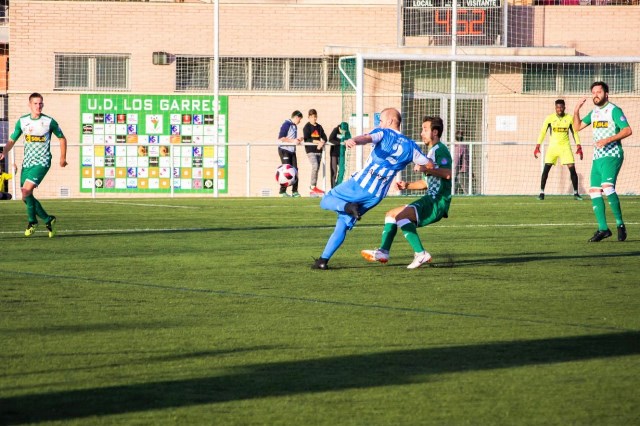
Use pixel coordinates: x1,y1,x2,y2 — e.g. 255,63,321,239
534,99,583,200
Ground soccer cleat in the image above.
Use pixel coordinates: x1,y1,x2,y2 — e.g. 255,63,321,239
280,192,291,197
310,186,325,195
574,193,583,201
617,224,627,242
46,216,57,238
344,202,361,221
361,248,389,264
537,193,545,200
407,251,432,269
588,229,612,242
312,257,329,270
24,222,38,237
292,192,301,198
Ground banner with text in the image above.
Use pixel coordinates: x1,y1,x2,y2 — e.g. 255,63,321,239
79,94,228,193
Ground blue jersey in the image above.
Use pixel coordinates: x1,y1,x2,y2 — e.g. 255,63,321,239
352,128,428,197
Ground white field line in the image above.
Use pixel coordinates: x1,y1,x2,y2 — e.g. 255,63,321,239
67,200,199,209
1,221,638,236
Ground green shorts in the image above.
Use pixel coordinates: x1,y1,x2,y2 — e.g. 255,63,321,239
408,195,450,228
20,165,50,187
590,156,623,188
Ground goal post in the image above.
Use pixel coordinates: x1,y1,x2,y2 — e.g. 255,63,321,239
340,53,640,196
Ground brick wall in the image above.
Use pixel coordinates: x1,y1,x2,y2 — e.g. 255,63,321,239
6,1,640,198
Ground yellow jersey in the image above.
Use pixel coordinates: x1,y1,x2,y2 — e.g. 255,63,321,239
0,172,12,190
537,113,580,147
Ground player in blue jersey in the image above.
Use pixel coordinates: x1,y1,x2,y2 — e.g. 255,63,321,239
312,108,429,270
361,116,452,269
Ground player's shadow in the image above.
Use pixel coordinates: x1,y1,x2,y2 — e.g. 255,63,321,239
340,251,640,270
2,331,639,424
448,250,640,268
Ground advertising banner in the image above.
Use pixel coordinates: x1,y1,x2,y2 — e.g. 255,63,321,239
79,94,228,193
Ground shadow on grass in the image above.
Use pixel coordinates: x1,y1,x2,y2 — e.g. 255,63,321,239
375,251,640,269
2,331,639,424
0,346,279,380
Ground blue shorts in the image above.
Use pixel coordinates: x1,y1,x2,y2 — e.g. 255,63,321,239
320,178,384,229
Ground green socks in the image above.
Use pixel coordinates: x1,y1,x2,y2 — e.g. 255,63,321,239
23,195,50,223
591,196,609,231
380,222,397,251
34,198,50,221
23,195,37,223
606,192,624,227
400,221,425,253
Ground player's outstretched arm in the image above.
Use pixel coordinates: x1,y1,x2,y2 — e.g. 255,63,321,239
0,139,16,161
427,167,452,180
573,98,588,132
396,179,427,191
345,134,373,148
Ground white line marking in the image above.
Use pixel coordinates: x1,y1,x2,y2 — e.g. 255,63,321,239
67,200,199,209
1,222,638,236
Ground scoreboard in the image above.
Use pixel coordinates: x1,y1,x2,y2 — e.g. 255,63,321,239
403,0,504,46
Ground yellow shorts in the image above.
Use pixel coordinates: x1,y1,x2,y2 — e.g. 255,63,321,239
544,144,575,165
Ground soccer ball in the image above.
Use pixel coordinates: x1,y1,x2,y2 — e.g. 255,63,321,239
276,164,297,187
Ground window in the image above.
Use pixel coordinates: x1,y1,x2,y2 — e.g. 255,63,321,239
176,56,342,92
176,57,210,91
55,54,129,91
219,58,248,90
326,57,345,91
290,58,322,91
252,58,285,90
524,63,635,94
523,64,557,93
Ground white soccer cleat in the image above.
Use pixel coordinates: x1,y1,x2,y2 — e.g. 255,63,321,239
407,251,432,269
361,248,389,264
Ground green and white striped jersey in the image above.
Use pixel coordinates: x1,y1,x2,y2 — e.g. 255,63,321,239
582,102,629,160
10,114,65,168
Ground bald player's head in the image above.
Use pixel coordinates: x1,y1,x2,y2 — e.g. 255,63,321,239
380,108,401,130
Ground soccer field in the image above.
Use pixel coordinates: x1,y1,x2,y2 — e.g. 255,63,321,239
1,196,639,425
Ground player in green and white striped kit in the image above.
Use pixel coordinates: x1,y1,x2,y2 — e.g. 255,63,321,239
0,93,68,237
361,116,452,269
574,81,632,242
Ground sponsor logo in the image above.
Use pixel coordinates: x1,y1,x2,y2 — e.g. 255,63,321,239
83,124,94,134
593,121,609,128
25,135,46,143
94,114,105,123
182,114,192,124
368,169,390,183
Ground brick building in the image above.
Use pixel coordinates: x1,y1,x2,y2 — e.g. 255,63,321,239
3,0,640,197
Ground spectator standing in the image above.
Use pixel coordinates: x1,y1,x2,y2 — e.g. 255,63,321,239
328,122,350,188
303,109,328,196
277,110,303,197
